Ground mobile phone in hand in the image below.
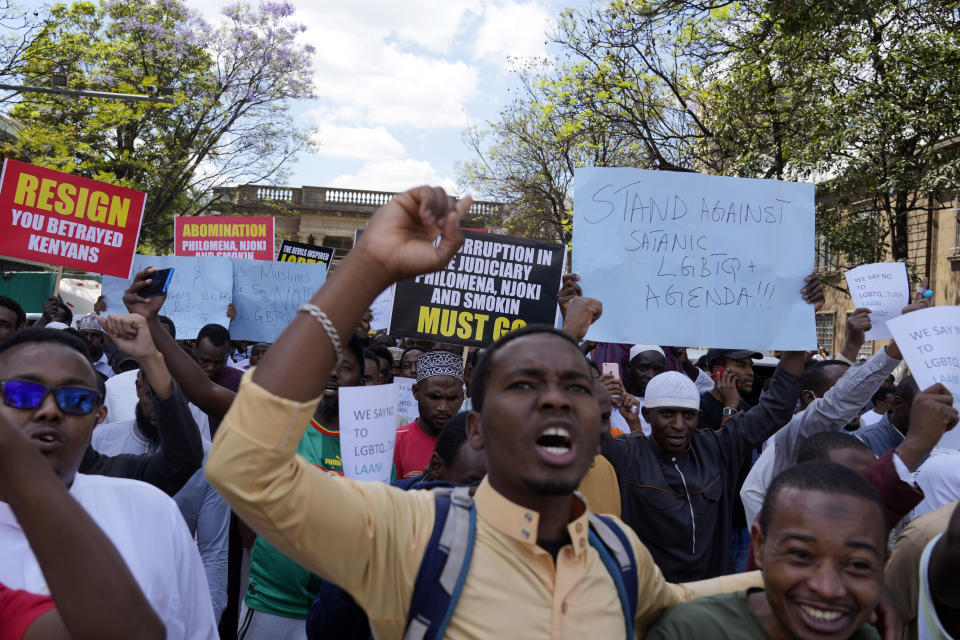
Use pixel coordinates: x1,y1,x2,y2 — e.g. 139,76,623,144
602,362,621,379
140,268,174,298
711,366,741,390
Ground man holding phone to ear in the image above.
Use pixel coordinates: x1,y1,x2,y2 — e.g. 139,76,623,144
699,349,762,431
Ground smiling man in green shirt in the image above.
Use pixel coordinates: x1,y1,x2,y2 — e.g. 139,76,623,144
647,460,887,640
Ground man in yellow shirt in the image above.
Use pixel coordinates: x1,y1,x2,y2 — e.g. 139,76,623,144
195,186,773,638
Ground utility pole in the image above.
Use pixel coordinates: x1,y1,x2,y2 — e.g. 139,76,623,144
0,82,174,105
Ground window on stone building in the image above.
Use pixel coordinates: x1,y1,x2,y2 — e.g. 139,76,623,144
322,236,352,250
954,194,960,254
815,233,837,272
816,312,835,354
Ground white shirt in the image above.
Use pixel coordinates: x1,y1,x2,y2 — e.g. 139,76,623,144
860,409,885,428
741,445,778,525
918,533,954,639
0,473,218,639
93,352,114,379
740,348,900,523
909,449,960,521
92,424,229,623
103,369,211,440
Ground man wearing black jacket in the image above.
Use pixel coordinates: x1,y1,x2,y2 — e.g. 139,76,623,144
602,357,805,581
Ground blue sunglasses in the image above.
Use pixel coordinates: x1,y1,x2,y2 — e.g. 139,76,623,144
0,379,103,416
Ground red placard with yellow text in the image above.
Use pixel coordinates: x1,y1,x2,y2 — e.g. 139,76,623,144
175,215,274,260
0,159,146,278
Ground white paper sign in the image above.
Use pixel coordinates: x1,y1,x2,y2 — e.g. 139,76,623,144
845,262,909,341
394,376,419,421
339,384,399,482
370,285,395,332
573,167,816,350
101,254,233,339
887,306,960,449
229,258,327,342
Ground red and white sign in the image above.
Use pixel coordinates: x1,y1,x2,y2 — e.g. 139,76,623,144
175,216,274,260
0,159,146,278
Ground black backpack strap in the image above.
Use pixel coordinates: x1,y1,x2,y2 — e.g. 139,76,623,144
403,485,476,640
588,513,638,638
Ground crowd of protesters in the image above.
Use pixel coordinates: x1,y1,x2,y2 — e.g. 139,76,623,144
0,185,957,639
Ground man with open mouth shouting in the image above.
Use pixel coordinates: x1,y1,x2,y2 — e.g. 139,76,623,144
0,328,216,638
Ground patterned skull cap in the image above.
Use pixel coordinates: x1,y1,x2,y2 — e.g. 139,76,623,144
416,350,464,384
77,314,103,332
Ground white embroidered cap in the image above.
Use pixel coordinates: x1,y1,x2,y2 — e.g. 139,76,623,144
629,344,665,361
643,371,700,411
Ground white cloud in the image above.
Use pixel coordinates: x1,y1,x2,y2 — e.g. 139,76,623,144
330,158,459,194
280,3,480,129
315,43,478,128
335,0,482,55
310,121,406,160
195,1,548,131
474,2,552,67
188,0,565,188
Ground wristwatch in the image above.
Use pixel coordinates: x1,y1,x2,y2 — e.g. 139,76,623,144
722,406,738,417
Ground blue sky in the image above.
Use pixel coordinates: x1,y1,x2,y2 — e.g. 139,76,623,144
192,0,580,196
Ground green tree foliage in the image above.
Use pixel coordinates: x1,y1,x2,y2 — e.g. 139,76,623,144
466,0,960,269
3,0,315,251
460,62,644,245
766,1,960,266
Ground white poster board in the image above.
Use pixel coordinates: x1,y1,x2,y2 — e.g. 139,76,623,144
573,167,816,350
845,262,909,341
394,376,419,422
887,306,960,449
370,285,395,332
229,258,327,342
101,254,233,338
339,384,399,482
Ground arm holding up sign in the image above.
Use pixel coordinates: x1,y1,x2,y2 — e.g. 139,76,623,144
123,272,236,420
561,296,602,343
896,383,959,472
717,274,824,460
837,307,872,363
204,188,474,626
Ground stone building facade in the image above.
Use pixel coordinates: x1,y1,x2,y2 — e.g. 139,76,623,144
814,192,960,358
209,184,504,268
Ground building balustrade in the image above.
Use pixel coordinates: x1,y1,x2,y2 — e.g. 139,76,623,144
214,184,502,219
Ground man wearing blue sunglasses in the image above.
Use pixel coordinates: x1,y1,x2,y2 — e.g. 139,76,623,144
0,326,218,638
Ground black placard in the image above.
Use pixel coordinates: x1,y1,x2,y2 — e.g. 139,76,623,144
276,239,335,267
388,230,565,347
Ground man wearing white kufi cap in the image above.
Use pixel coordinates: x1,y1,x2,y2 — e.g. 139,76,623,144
394,350,465,479
608,345,713,438
602,350,808,583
